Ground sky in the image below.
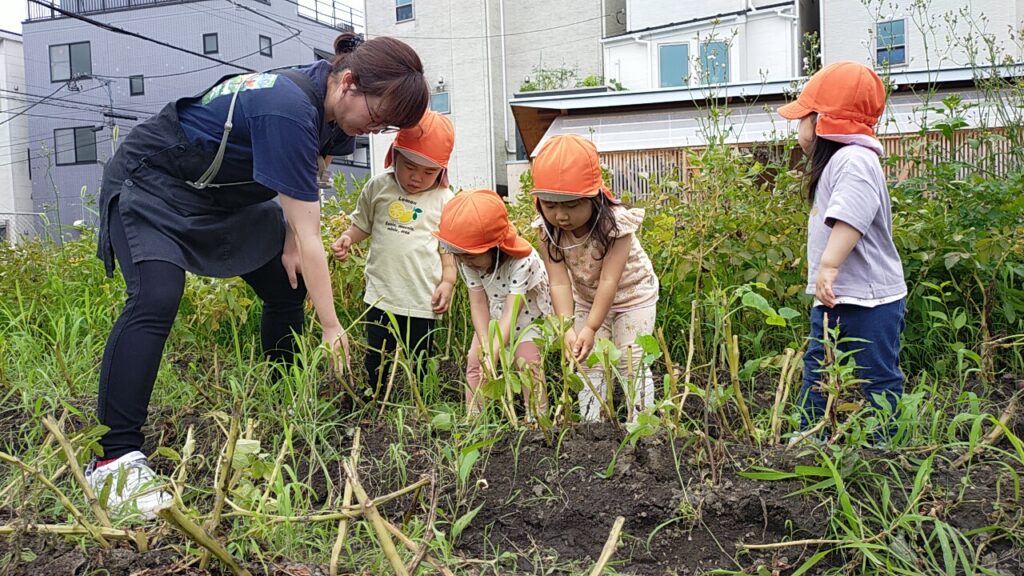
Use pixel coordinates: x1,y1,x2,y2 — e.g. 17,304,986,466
1,0,27,34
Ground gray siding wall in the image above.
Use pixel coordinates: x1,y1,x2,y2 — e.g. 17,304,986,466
21,0,351,229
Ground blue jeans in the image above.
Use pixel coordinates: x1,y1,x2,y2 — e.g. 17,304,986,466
798,299,906,433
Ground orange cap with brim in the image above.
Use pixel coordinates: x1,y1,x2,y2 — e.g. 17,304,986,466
530,134,617,203
432,189,533,258
777,61,886,138
384,110,455,187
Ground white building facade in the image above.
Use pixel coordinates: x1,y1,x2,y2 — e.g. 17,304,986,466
0,29,34,244
821,0,1023,70
365,0,607,194
602,0,817,91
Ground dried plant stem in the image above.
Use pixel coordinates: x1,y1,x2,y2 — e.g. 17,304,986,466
201,399,242,570
257,424,292,515
0,524,135,539
41,416,112,528
952,394,1019,468
588,516,626,576
728,335,756,442
156,503,251,576
0,450,109,547
769,349,797,445
330,427,361,576
378,348,402,419
342,459,409,576
405,472,438,574
384,518,455,576
172,425,196,501
228,476,431,526
655,328,678,407
683,299,698,397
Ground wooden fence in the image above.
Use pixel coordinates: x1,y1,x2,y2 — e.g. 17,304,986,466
600,127,1022,201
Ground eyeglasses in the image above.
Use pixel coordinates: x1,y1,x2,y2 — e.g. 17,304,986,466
362,91,400,134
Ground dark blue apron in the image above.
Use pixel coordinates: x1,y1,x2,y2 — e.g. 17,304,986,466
97,69,350,279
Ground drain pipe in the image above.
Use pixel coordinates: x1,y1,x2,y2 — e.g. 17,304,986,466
483,1,497,188
499,0,514,154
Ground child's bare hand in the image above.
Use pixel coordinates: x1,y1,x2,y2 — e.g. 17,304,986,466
573,326,595,362
563,327,578,354
815,265,839,308
431,280,454,314
331,235,352,261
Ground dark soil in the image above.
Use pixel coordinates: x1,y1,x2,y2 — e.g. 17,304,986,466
1,404,1022,574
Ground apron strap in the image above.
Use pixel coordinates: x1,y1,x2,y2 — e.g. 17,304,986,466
187,73,257,190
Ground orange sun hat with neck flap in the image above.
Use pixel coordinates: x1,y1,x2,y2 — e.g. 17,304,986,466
432,189,533,258
530,134,617,203
384,110,455,187
777,60,886,140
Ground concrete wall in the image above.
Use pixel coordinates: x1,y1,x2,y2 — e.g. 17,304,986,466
21,0,353,229
0,30,35,243
821,0,1021,68
365,0,604,192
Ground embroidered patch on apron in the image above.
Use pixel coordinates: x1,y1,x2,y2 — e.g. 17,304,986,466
201,73,278,105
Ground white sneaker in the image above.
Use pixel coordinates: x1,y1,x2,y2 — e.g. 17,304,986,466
85,451,171,519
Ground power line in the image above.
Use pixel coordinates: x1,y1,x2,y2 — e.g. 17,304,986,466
0,84,65,128
26,0,255,73
0,90,155,117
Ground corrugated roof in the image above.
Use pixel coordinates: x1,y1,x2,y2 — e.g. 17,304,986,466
510,64,1024,155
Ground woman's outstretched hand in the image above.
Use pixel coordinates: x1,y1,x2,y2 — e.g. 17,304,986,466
323,324,351,377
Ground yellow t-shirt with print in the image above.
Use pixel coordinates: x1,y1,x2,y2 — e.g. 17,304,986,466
349,171,454,319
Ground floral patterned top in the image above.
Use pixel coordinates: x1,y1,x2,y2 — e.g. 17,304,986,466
534,205,659,312
462,248,553,340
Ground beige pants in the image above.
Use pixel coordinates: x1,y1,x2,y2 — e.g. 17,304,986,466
575,304,657,422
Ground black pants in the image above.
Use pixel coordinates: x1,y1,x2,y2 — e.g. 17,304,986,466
98,198,307,459
364,307,435,389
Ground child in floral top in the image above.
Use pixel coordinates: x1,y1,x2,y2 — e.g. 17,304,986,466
531,134,659,422
433,189,553,417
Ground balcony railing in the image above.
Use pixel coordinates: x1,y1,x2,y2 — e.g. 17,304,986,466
28,0,363,32
28,0,208,20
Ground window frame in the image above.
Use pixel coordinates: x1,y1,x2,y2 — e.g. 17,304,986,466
203,33,219,55
49,41,91,83
876,19,907,67
658,43,690,88
53,126,99,166
259,35,273,57
430,91,451,114
699,40,730,85
396,0,414,23
129,75,145,96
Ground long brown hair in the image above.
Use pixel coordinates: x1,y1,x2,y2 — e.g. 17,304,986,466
331,33,428,128
540,193,619,263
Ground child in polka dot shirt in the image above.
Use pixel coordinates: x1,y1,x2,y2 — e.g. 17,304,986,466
433,189,552,417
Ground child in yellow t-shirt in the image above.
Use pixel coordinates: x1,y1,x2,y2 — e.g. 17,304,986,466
332,111,456,387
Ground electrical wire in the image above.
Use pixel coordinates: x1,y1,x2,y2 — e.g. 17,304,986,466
26,0,255,72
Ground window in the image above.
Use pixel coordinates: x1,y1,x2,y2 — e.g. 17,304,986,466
877,20,906,66
129,75,145,96
203,33,219,55
396,0,413,22
54,127,98,166
430,92,450,114
259,35,273,57
659,44,689,88
49,42,91,83
699,41,729,84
